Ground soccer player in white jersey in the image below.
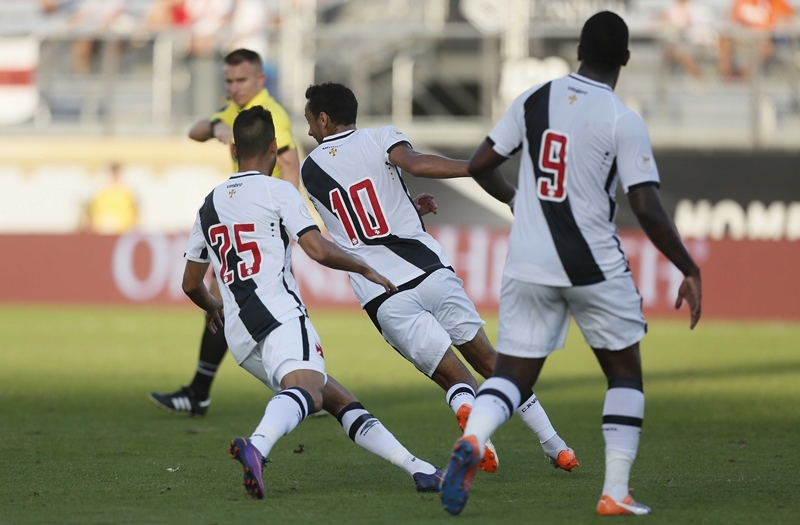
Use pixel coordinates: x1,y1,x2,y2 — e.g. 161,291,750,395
299,82,578,476
182,106,446,499
440,12,703,516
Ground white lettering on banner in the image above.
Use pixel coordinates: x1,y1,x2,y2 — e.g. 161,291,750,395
113,234,170,301
675,199,800,240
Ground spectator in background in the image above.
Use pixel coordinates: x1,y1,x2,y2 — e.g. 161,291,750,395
83,163,138,235
185,0,233,57
145,0,191,30
226,0,269,60
656,0,718,79
67,0,133,74
720,0,796,79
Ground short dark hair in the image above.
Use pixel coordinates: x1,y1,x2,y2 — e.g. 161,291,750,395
232,106,275,159
224,48,263,69
579,11,629,70
305,82,358,126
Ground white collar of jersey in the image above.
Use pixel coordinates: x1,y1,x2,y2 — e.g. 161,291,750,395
321,129,357,143
229,170,263,179
569,73,613,92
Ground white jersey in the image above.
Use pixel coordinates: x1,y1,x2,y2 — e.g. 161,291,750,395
184,171,319,364
301,127,451,306
489,73,661,287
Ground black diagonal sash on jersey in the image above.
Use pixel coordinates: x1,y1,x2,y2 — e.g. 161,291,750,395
524,83,605,286
199,191,281,343
302,157,445,275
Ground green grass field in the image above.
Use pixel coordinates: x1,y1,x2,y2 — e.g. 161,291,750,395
2,305,799,525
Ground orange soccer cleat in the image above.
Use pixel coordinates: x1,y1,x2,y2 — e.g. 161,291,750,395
549,447,580,472
456,404,499,473
596,493,652,516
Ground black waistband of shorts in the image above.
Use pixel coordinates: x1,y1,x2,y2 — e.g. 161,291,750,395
363,266,454,333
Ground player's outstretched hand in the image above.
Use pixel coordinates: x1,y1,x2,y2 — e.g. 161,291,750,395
674,273,702,329
206,299,225,334
213,122,233,145
414,193,438,216
363,268,398,294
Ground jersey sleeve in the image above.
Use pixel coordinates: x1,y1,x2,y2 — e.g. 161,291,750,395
276,182,320,241
270,103,296,153
614,111,661,193
374,126,413,163
184,211,211,263
487,92,526,157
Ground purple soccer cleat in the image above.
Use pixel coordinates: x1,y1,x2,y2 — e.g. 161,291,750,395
413,469,444,493
228,437,266,499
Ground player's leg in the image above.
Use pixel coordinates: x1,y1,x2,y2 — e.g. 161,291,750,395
427,269,577,470
565,274,650,515
148,277,226,416
370,287,499,472
441,278,569,515
231,316,326,499
320,376,443,492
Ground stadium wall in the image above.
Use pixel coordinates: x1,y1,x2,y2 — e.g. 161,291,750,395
2,228,798,320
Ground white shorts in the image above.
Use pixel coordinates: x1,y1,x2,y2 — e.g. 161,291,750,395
239,315,327,392
365,269,485,377
497,273,647,359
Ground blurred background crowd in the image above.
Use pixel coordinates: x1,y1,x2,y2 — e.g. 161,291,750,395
0,0,799,145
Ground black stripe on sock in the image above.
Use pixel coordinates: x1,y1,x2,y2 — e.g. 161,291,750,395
293,386,316,415
336,402,365,425
447,386,475,406
348,413,376,442
476,388,514,416
603,415,643,428
608,377,644,392
280,389,308,420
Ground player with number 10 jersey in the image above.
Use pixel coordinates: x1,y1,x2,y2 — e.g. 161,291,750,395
300,82,578,476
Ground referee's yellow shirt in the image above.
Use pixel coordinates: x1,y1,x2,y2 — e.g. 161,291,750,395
210,88,296,177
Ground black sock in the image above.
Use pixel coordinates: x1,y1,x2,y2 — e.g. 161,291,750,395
188,324,228,400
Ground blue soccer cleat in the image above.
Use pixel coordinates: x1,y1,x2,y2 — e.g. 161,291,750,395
439,436,481,515
228,437,266,499
413,468,444,493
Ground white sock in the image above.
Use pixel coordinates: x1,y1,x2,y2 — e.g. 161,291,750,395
516,392,566,459
338,402,436,476
445,383,476,414
250,387,313,458
463,377,522,453
601,378,645,500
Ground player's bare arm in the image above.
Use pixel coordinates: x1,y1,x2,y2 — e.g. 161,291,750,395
276,147,300,189
181,260,224,333
387,143,469,179
188,119,233,145
628,183,702,328
466,139,518,204
297,229,397,293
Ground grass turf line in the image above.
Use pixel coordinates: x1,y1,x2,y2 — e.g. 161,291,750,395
1,305,799,524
